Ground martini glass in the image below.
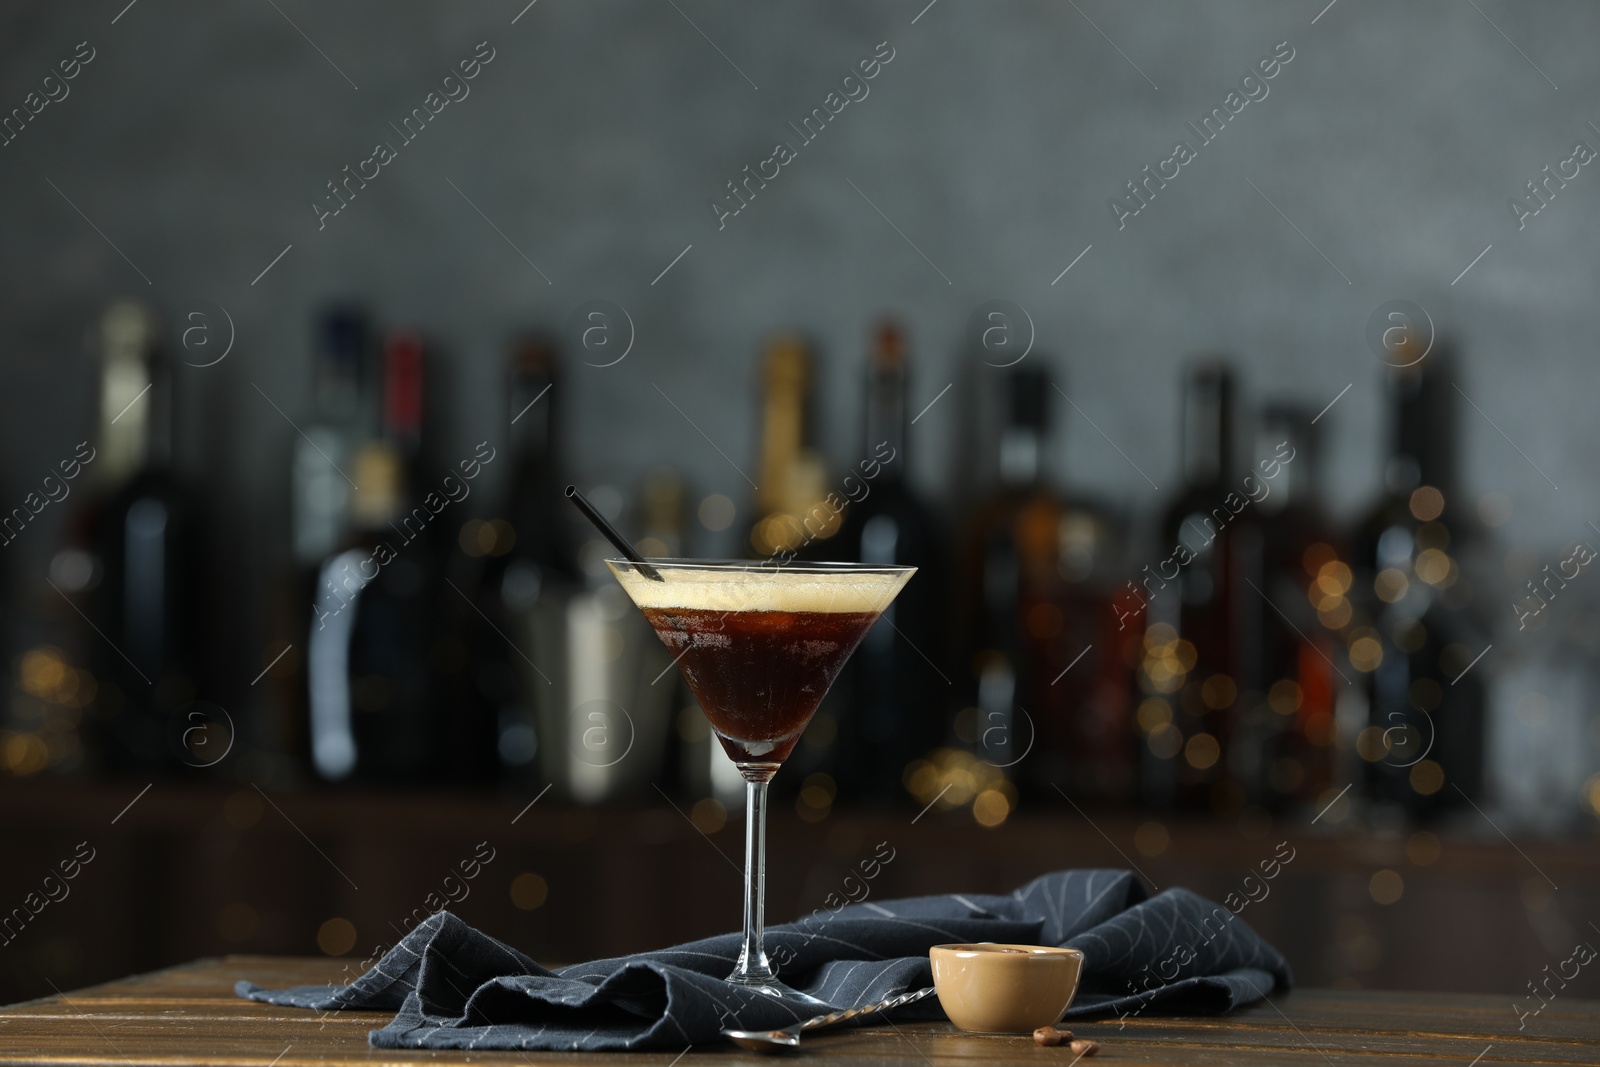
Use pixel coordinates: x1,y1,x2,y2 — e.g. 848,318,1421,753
607,557,915,1004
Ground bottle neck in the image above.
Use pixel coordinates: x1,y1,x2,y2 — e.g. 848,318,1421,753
313,308,370,428
503,351,576,571
756,344,809,516
98,303,169,489
752,340,831,555
1001,367,1049,489
1182,372,1232,487
1391,363,1452,495
347,334,424,531
865,362,907,484
638,471,687,557
1258,417,1313,510
510,370,558,492
382,333,424,461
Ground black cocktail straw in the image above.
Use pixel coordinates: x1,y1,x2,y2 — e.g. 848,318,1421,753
565,485,665,581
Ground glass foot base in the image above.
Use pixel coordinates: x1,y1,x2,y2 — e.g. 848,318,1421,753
725,972,832,1009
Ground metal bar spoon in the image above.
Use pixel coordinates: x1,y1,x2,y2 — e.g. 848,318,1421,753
722,986,935,1053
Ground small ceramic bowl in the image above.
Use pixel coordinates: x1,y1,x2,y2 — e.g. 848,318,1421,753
929,943,1084,1034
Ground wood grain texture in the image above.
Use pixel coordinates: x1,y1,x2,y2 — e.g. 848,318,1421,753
0,957,1595,1067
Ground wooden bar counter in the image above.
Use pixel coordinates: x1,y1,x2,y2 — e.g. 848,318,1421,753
0,956,1595,1066
6,780,1600,1009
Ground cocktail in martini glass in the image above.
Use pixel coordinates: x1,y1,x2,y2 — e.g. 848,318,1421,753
607,558,915,1004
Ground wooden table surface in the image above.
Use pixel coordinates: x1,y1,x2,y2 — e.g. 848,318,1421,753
0,956,1595,1066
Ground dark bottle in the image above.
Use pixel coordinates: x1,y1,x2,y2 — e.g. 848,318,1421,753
957,366,1131,806
957,368,1042,785
1138,361,1245,813
84,300,197,773
611,466,691,795
825,322,947,802
953,363,1132,806
272,306,373,769
305,331,441,782
470,338,582,784
1242,403,1340,812
1017,390,1131,810
1352,347,1485,818
292,306,371,568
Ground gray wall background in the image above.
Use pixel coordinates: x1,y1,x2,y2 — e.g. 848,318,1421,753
0,1,1594,693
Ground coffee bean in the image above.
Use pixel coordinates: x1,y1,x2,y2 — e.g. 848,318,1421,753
1068,1038,1100,1056
1032,1026,1067,1046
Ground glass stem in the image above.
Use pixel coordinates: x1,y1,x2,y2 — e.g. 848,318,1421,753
730,768,777,986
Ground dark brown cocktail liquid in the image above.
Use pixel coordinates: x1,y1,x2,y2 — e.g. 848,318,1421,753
640,606,882,763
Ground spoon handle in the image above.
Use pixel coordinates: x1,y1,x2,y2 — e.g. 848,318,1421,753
797,986,935,1033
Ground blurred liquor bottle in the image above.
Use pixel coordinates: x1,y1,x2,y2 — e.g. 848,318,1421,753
291,306,371,568
1351,347,1486,818
825,321,947,803
583,466,685,797
464,341,676,802
463,337,581,786
956,364,1086,802
1139,361,1244,813
560,473,678,802
272,305,371,765
745,335,839,562
304,332,441,782
1014,374,1134,808
1242,403,1340,812
84,299,197,773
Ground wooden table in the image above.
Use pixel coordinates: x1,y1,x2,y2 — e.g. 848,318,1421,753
1,958,1596,1066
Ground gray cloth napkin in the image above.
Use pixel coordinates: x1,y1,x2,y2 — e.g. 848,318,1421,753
238,868,1291,1051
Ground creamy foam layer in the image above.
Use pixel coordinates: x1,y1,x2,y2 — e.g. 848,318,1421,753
607,561,913,614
